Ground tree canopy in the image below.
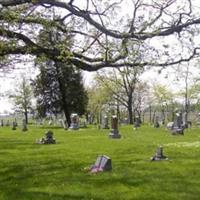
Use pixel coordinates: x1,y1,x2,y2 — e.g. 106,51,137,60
0,0,200,71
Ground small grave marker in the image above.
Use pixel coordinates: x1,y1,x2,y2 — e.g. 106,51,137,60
151,146,168,161
90,155,112,173
36,130,56,144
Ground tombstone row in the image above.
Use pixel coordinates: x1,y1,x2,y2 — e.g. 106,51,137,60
88,146,168,174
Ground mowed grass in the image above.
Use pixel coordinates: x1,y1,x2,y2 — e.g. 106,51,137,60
0,124,200,200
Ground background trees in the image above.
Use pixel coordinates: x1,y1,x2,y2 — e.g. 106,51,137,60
95,66,143,124
10,77,33,124
32,27,88,125
33,60,88,125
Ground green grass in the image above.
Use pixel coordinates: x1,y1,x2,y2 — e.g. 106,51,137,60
0,124,200,200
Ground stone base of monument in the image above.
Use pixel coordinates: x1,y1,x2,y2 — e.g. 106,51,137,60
109,129,121,138
69,123,79,130
171,127,184,135
90,155,112,173
151,146,168,161
36,130,56,144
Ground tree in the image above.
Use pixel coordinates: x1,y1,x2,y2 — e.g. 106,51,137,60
0,1,200,72
95,66,143,124
33,60,88,126
152,84,175,124
87,82,113,124
31,23,88,125
173,62,200,125
10,77,32,124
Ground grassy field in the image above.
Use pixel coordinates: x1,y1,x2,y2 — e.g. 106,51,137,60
0,124,200,200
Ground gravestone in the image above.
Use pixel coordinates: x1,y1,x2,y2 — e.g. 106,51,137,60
22,119,28,131
171,111,184,135
101,115,109,129
90,155,112,173
1,119,3,127
154,116,160,128
69,113,79,130
36,130,56,144
133,116,140,130
151,146,167,161
109,115,121,138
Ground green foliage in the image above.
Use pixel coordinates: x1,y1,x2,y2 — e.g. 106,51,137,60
9,77,33,123
33,61,88,119
87,83,113,121
33,28,87,121
0,125,200,199
153,84,174,104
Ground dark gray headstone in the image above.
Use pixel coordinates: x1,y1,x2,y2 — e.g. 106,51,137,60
172,112,184,135
151,146,167,161
109,115,121,139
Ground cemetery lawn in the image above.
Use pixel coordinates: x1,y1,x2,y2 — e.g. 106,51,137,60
0,125,200,200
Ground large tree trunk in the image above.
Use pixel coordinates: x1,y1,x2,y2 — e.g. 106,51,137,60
24,109,28,124
127,99,133,124
55,63,71,127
